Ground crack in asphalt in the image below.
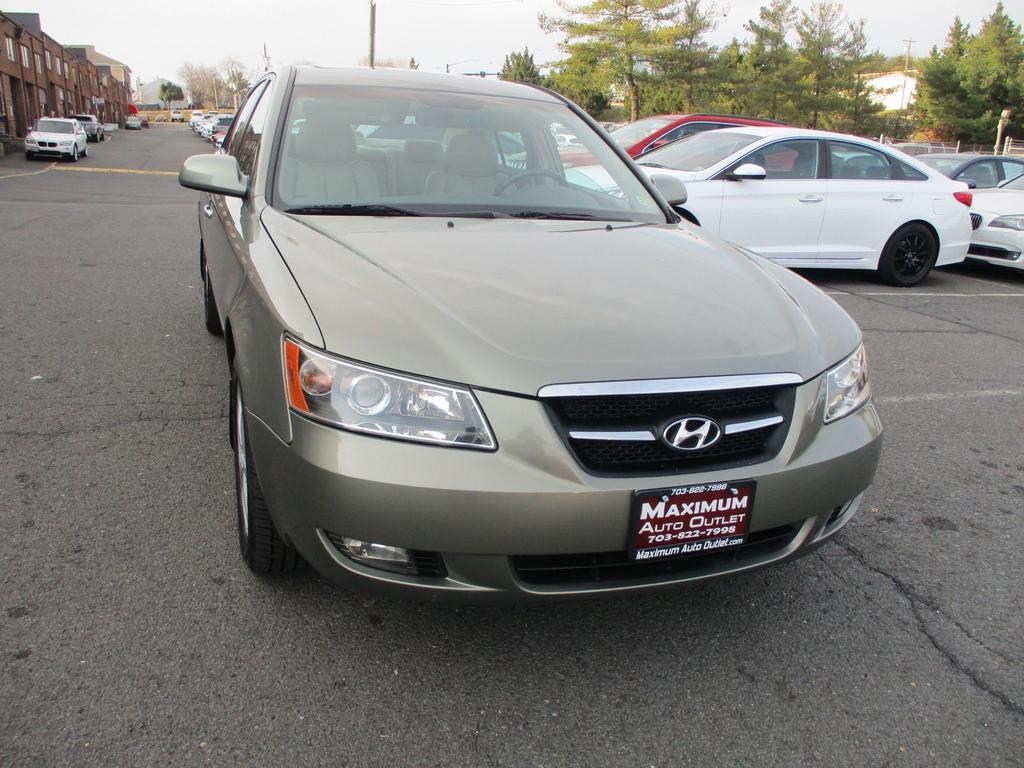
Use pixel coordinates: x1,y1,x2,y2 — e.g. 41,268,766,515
0,413,225,440
846,291,1024,349
833,539,1023,717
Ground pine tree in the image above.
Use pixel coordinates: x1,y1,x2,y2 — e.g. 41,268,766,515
499,48,545,85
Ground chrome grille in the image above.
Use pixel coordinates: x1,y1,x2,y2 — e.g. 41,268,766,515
542,377,797,477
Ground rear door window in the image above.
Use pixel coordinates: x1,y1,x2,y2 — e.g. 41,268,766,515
828,142,891,180
956,160,998,188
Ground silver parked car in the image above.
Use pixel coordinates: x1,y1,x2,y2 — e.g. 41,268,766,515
179,67,882,601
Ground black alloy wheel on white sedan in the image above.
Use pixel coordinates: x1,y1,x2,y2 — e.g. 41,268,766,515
878,223,939,287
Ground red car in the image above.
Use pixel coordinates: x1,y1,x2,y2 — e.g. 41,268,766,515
610,114,788,157
139,114,150,128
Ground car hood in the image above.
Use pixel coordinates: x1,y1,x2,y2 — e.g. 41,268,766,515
260,207,860,395
28,131,77,141
638,165,703,181
971,188,1024,216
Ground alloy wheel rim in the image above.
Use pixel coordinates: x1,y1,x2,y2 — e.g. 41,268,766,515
895,233,929,278
235,386,250,541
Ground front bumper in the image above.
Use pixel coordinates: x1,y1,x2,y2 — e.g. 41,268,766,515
26,144,74,156
967,223,1024,270
248,374,883,601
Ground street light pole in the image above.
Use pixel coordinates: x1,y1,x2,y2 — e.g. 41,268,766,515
368,0,376,69
995,109,1012,155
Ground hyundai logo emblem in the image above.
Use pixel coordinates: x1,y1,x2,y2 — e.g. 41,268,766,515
663,416,722,452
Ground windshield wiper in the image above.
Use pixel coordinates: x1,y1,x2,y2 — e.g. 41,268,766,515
508,211,632,222
638,161,666,168
285,204,424,216
285,204,499,218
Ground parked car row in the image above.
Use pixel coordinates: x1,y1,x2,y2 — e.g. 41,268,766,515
188,110,235,145
189,111,235,146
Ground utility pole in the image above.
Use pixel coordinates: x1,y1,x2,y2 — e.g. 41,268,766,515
893,38,914,139
368,0,376,69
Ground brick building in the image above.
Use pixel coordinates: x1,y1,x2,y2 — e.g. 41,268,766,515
0,11,132,139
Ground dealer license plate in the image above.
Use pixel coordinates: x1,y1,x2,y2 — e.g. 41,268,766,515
629,481,756,561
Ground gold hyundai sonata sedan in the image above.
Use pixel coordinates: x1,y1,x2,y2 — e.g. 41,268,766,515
179,66,882,601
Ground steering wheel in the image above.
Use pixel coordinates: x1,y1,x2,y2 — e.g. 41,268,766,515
494,169,568,196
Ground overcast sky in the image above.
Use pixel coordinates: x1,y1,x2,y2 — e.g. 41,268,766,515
15,0,1022,87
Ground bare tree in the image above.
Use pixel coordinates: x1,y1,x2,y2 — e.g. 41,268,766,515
178,62,212,108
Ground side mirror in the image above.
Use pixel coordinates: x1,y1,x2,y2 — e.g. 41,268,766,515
962,178,978,189
179,153,248,198
649,173,688,205
728,163,767,181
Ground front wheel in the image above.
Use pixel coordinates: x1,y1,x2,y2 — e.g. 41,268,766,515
82,142,88,158
25,151,35,161
232,374,301,574
877,223,938,287
69,145,79,163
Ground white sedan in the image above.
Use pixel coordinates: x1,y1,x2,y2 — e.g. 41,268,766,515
967,174,1024,270
24,117,89,162
637,127,973,286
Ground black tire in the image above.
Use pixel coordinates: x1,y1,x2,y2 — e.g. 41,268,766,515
232,374,301,574
82,142,88,158
25,151,35,161
69,144,79,163
202,262,222,335
877,223,938,287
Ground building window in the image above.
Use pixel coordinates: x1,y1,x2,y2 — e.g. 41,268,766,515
21,45,29,68
4,37,13,61
35,53,43,73
45,50,51,69
56,57,62,74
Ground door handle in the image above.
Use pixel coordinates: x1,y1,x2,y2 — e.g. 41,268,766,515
882,195,905,202
203,202,214,218
798,195,823,203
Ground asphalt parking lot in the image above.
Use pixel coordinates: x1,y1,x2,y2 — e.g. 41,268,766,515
1,126,1022,767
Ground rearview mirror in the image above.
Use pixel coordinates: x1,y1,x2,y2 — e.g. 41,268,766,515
649,173,688,205
728,163,767,181
179,153,248,198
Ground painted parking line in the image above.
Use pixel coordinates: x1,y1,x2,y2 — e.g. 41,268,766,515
0,162,56,179
825,291,1024,297
876,389,1024,405
52,166,178,177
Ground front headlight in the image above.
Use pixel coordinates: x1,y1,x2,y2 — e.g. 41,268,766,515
989,215,1024,231
824,343,870,423
25,136,37,145
283,337,496,449
59,140,72,146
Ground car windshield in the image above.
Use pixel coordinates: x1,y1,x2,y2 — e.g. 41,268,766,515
36,119,73,134
71,115,93,123
637,130,760,171
916,157,967,176
275,85,666,222
609,117,675,148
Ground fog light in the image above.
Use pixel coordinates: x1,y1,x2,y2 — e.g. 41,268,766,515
336,536,415,574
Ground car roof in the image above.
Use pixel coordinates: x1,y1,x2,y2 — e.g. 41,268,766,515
39,116,76,122
292,66,561,104
917,153,987,160
711,125,880,142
